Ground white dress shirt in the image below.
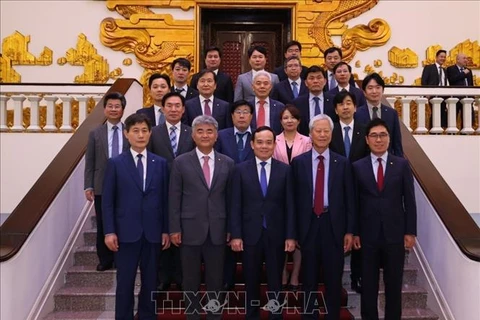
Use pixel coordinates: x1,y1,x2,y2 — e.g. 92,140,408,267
371,152,388,182
338,84,350,92
311,148,330,207
154,104,163,126
435,63,446,86
196,148,215,185
255,97,271,127
199,95,214,114
106,121,123,158
130,148,147,190
367,102,382,119
255,157,272,185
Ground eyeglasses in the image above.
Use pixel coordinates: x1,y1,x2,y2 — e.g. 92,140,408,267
368,133,389,140
234,110,251,115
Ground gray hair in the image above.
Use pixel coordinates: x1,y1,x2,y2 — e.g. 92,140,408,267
192,115,218,131
309,114,334,132
252,71,272,82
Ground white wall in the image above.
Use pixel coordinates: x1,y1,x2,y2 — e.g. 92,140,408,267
1,0,478,85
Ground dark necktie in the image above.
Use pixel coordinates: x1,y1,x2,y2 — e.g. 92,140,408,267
137,154,144,191
438,67,443,86
459,68,468,86
236,132,247,161
341,88,348,92
291,82,299,99
377,158,384,191
204,99,212,116
372,106,379,119
175,88,184,93
111,125,119,158
313,97,321,116
329,73,336,90
170,125,177,156
313,155,325,216
260,161,268,228
343,126,351,157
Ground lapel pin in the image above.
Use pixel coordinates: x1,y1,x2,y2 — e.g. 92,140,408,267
334,159,337,163
390,161,393,165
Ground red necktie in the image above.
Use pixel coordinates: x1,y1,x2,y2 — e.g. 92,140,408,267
257,100,266,127
377,158,384,191
313,155,325,216
204,99,212,116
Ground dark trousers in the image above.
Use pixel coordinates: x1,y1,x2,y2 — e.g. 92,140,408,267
361,230,405,320
350,248,362,281
157,245,182,286
94,195,114,266
181,236,225,320
115,234,159,320
223,247,239,286
301,212,344,320
243,229,285,320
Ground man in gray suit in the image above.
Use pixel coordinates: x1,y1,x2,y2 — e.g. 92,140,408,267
169,115,235,320
148,91,195,291
84,92,129,271
234,45,279,101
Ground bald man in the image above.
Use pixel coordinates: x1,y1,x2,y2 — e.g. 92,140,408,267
446,53,474,128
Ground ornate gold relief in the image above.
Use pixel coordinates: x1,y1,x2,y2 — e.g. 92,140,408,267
1,31,53,66
0,54,21,82
123,58,132,66
363,62,404,85
388,46,418,68
449,39,480,69
59,33,123,84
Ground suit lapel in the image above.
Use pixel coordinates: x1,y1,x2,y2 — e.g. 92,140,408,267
210,152,224,190
365,157,379,195
100,124,109,159
290,133,304,161
145,153,155,191
248,159,265,198
193,98,203,118
121,152,143,191
328,153,338,192
305,152,314,199
177,124,190,154
382,155,396,191
332,124,346,156
159,125,175,158
351,122,363,155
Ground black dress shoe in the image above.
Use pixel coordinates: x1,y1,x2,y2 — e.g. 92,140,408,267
157,282,171,291
96,263,113,272
351,277,362,293
289,284,300,293
223,283,235,291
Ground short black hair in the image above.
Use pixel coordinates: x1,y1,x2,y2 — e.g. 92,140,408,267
284,56,301,68
362,72,385,91
248,46,267,58
161,92,185,107
196,69,217,83
103,92,126,109
252,126,276,142
124,113,152,132
171,57,191,71
205,46,222,58
148,73,170,88
280,105,301,121
333,61,352,73
324,47,343,59
231,99,254,114
305,65,326,78
436,49,447,57
333,91,357,107
284,40,302,53
366,118,390,136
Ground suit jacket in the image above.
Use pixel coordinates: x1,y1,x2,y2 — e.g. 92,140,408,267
273,132,312,164
234,71,280,101
271,79,309,105
292,93,337,136
169,149,235,246
330,121,369,162
148,123,195,170
421,63,447,86
446,65,474,86
190,71,234,102
102,151,169,243
84,123,129,195
291,150,355,246
136,106,157,127
328,85,367,108
355,104,404,157
184,96,231,130
230,158,295,245
248,98,284,134
273,65,308,81
352,154,416,244
171,85,199,100
215,127,254,164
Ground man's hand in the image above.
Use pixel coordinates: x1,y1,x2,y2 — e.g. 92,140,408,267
230,238,243,252
85,190,94,202
344,233,353,253
463,68,471,74
285,239,296,252
104,234,119,252
170,232,182,247
162,233,170,250
404,235,416,249
353,236,361,250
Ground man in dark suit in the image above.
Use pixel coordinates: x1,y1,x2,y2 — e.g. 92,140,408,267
329,91,369,293
190,46,234,102
421,49,448,127
273,40,308,81
329,61,366,107
137,73,171,126
148,92,195,291
248,71,284,134
291,114,354,320
102,113,170,320
352,118,417,320
230,126,296,320
271,56,309,105
323,47,357,91
169,115,235,320
84,92,129,272
292,65,336,136
171,57,199,100
355,73,404,157
185,69,231,130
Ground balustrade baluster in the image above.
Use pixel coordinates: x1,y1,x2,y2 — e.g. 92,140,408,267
75,95,89,126
429,97,444,134
43,95,58,132
0,95,9,132
11,95,26,132
460,97,474,134
414,97,428,134
59,95,73,132
26,95,42,132
401,97,412,132
445,97,459,134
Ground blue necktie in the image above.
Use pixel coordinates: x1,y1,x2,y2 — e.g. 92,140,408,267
313,97,321,116
291,82,299,99
236,132,247,161
111,125,119,158
260,162,268,228
329,73,336,90
170,125,177,156
344,126,351,157
157,110,165,126
137,154,144,191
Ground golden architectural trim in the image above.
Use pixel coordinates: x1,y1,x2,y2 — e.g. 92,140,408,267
388,46,418,68
0,54,21,83
1,31,53,66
